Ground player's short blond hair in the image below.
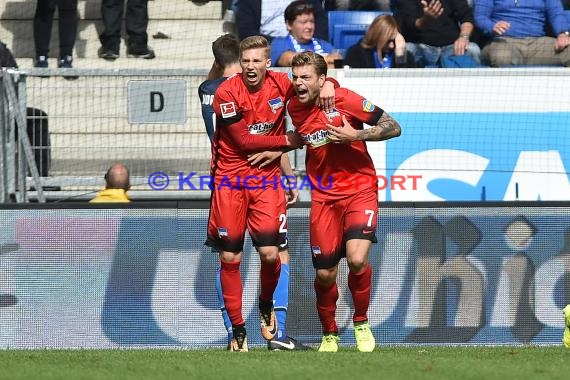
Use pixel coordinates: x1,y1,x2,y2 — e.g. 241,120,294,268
239,35,270,59
291,51,328,77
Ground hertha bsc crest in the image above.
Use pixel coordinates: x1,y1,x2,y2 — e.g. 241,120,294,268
268,97,284,113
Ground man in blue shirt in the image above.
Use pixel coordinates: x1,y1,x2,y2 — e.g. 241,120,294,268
270,0,341,67
474,0,570,66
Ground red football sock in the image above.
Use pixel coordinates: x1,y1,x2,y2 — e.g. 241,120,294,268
220,260,244,326
259,255,281,301
314,279,339,334
348,264,372,323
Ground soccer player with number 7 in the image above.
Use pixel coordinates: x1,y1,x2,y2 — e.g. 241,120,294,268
287,51,402,352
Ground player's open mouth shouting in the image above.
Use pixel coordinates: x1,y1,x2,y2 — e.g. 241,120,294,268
245,71,258,84
295,85,309,101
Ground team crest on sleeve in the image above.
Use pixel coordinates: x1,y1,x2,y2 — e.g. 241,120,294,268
220,102,237,118
362,100,376,112
217,227,228,237
268,97,284,113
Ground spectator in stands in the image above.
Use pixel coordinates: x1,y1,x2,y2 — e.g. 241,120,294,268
344,14,416,68
324,0,391,11
237,0,328,42
98,0,155,60
474,0,570,67
395,0,481,67
270,0,341,67
0,40,18,69
90,163,131,203
33,0,78,68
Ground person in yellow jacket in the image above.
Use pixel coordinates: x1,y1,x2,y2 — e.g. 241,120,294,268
90,163,131,203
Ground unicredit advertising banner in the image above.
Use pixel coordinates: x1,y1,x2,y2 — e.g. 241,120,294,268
0,205,568,348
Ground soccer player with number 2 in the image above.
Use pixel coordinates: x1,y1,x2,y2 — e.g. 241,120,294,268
207,36,337,352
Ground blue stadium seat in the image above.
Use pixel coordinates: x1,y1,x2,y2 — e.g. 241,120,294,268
332,24,373,51
327,11,392,50
565,10,570,29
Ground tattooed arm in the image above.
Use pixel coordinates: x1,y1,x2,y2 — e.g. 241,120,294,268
327,113,402,143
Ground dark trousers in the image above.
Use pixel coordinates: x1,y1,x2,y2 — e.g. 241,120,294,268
99,0,149,49
33,0,78,58
14,108,51,177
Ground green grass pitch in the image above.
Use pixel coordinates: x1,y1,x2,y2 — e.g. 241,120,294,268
1,346,569,380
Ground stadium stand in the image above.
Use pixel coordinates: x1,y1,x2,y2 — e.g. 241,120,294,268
327,10,392,50
0,0,224,69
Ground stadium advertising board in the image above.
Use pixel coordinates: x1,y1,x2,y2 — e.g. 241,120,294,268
338,69,570,202
0,205,568,348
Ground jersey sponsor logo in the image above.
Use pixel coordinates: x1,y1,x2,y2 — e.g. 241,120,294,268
248,122,275,135
302,129,329,147
324,108,341,121
268,97,284,113
220,102,237,118
362,100,375,112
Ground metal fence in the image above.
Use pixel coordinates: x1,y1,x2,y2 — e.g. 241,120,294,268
1,69,45,203
6,67,569,203
1,68,219,203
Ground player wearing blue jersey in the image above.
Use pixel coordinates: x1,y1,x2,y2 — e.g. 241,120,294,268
198,35,242,144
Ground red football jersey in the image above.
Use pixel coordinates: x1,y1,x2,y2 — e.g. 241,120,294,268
211,71,295,184
287,87,383,201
